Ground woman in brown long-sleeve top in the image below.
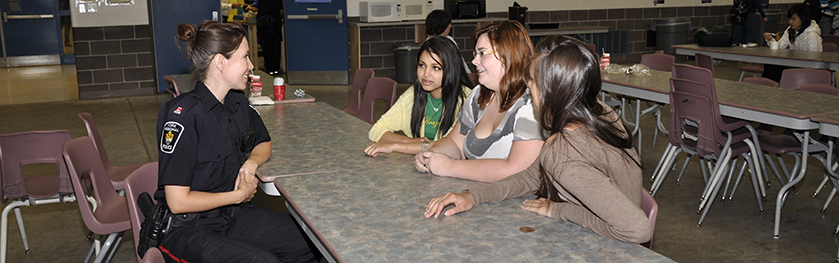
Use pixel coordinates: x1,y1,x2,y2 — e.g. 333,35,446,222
424,35,651,244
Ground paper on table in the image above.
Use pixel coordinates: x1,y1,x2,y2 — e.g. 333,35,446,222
249,96,275,105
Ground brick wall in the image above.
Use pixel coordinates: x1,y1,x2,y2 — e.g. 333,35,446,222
73,25,156,99
355,4,795,79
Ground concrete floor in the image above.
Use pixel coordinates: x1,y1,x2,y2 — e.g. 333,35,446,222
1,60,839,262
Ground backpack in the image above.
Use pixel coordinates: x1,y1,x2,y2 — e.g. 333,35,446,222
729,0,749,25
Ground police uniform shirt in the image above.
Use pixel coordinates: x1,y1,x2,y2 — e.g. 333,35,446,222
154,81,270,200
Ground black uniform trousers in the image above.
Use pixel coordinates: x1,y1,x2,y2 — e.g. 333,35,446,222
258,21,283,73
158,205,317,263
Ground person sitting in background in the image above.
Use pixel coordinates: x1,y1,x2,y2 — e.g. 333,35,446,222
762,4,823,81
425,9,472,73
365,37,472,157
414,21,544,183
423,35,651,244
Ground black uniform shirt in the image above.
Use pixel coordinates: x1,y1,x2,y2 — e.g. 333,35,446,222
154,82,270,200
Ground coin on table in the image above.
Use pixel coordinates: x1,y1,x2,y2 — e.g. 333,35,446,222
519,226,535,233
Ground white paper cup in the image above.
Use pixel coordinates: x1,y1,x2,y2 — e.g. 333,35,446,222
768,41,779,50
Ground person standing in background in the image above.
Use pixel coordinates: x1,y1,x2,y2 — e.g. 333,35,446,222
819,0,839,35
221,0,243,22
249,0,284,76
732,0,768,45
425,10,472,74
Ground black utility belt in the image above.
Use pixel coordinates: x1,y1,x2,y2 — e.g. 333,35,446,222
172,205,240,226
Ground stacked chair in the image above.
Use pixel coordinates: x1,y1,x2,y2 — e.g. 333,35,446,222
0,130,76,263
342,68,375,117
651,64,766,227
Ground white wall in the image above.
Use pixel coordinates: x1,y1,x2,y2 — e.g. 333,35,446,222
347,0,802,17
70,0,149,27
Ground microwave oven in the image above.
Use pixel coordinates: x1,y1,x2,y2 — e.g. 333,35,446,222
444,0,485,19
360,1,402,22
402,0,433,21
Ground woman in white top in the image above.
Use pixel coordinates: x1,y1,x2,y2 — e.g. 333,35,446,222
762,4,823,81
414,21,544,182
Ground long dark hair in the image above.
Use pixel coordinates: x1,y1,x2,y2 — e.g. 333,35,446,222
530,35,641,202
410,36,471,139
787,4,812,44
176,21,247,81
471,21,533,111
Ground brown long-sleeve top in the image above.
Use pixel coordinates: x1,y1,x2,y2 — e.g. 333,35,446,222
469,108,651,244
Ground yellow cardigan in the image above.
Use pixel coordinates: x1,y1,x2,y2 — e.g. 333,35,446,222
368,86,473,142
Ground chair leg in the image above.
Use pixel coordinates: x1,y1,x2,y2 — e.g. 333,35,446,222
698,151,733,226
0,200,27,263
651,145,679,197
102,232,123,263
12,208,29,254
739,71,746,81
815,176,831,197
722,158,740,201
85,241,96,263
823,188,837,213
93,232,123,263
675,154,694,183
764,153,786,185
651,144,674,182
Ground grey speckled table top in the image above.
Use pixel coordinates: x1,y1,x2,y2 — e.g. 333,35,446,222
673,44,839,69
602,70,839,129
263,102,673,262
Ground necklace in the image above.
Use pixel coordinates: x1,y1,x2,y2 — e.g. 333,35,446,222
429,98,442,112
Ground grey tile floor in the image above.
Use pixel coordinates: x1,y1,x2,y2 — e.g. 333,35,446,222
1,61,839,262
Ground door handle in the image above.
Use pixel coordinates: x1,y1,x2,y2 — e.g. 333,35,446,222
287,9,343,24
3,12,54,23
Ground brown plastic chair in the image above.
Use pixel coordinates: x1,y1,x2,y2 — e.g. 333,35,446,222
584,42,596,53
78,112,151,191
694,52,716,77
123,162,165,263
617,51,675,157
163,75,180,98
63,136,131,263
824,34,839,47
343,69,375,117
640,189,658,249
800,83,839,95
666,77,764,227
824,42,838,52
467,73,479,87
0,130,76,263
640,51,675,72
358,77,398,124
738,64,764,81
779,68,832,90
742,77,779,87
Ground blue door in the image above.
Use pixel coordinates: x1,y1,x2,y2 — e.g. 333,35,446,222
149,0,219,93
284,0,348,84
0,0,61,67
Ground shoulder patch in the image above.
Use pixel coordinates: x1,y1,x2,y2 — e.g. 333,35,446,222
160,121,184,154
173,107,184,115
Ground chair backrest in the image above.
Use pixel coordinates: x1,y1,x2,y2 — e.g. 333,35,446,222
823,34,839,47
799,83,839,96
0,130,74,202
467,73,479,87
672,63,717,91
358,77,398,124
124,162,162,262
163,75,180,98
670,77,724,157
742,77,779,87
694,52,716,77
640,51,675,72
779,68,832,90
62,136,129,234
584,42,596,54
77,113,115,171
640,189,658,249
343,68,375,117
824,42,838,52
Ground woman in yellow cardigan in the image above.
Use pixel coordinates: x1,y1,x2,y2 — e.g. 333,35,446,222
365,36,472,157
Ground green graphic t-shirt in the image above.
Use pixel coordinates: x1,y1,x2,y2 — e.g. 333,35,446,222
424,96,443,140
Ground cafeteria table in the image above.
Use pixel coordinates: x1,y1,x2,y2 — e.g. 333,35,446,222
255,102,674,262
601,69,839,237
673,44,837,70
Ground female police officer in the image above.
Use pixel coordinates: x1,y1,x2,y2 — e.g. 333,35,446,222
154,21,317,263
